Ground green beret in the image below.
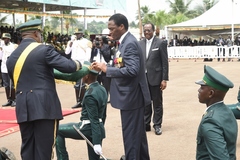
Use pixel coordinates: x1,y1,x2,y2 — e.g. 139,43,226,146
83,61,99,75
195,65,234,92
17,19,42,32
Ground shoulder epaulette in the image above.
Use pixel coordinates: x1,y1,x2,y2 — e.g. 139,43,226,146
205,110,214,118
87,88,93,94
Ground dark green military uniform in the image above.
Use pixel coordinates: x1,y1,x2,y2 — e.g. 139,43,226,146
56,81,107,160
195,65,238,160
196,102,238,159
227,87,240,119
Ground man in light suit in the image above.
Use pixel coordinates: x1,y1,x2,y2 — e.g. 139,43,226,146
92,13,151,160
139,22,169,135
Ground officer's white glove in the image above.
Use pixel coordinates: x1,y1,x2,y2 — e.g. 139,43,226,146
93,144,102,155
71,35,76,42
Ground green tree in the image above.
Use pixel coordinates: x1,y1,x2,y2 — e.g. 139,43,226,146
167,12,189,24
28,15,42,20
136,5,154,22
50,17,61,33
194,0,219,16
0,14,9,26
143,10,169,37
130,21,137,28
49,10,77,35
87,20,107,34
135,5,155,38
62,10,77,35
166,0,196,18
43,25,51,43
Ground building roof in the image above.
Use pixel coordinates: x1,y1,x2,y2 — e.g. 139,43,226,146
0,0,126,13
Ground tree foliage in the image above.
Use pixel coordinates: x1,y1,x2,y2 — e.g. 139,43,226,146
0,14,9,26
194,0,219,15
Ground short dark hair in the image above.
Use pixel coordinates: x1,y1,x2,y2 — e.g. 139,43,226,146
109,13,129,31
143,22,155,31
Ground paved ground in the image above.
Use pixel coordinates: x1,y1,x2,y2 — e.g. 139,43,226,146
1,58,240,160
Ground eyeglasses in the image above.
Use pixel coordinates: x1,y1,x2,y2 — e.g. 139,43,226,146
143,29,153,33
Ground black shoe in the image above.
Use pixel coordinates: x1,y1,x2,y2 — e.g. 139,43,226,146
120,155,125,160
11,101,16,107
2,100,12,107
145,124,151,131
71,102,82,109
0,147,16,160
154,127,162,135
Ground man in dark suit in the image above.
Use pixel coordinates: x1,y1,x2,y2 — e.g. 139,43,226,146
92,13,151,160
139,22,169,135
195,65,238,159
55,62,107,160
6,19,82,160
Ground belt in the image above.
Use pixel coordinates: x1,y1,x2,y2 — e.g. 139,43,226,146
79,119,102,129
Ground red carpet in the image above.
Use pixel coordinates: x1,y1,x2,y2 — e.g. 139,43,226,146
0,108,80,137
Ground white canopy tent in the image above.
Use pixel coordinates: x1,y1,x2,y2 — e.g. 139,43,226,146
166,0,240,40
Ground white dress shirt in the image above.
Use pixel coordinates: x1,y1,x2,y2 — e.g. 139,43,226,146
146,37,154,58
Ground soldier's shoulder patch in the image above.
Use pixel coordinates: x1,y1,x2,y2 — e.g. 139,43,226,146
205,110,214,118
87,88,93,94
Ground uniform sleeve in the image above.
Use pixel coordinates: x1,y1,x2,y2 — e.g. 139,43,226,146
45,45,81,73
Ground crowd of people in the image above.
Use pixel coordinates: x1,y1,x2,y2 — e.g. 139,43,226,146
168,34,240,47
0,13,239,160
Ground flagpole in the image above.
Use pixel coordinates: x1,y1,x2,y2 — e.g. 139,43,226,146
231,0,234,42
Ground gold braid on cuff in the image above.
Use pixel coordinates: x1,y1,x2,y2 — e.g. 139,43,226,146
74,60,82,71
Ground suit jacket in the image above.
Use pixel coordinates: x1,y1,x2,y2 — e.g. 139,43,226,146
106,32,151,110
196,102,238,160
80,81,107,144
139,36,169,86
7,38,79,123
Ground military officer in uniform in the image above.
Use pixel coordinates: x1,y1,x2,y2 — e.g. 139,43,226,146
195,65,238,160
6,19,82,160
55,61,108,160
